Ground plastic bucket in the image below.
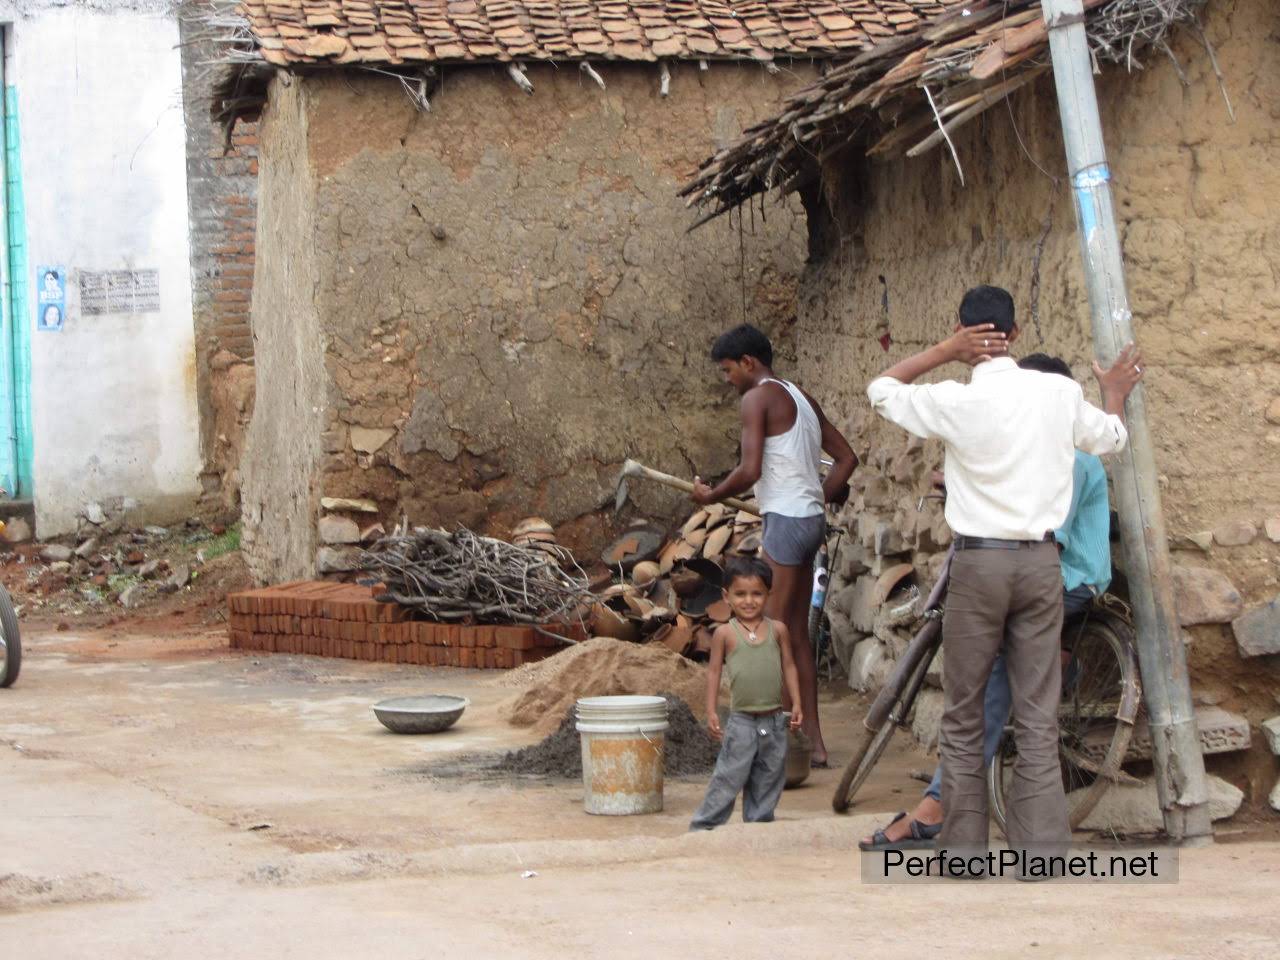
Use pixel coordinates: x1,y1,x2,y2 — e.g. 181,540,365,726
575,695,669,815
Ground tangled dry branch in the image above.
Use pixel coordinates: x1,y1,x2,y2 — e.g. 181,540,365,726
362,528,594,626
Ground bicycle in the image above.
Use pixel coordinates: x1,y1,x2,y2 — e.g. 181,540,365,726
0,522,20,688
831,541,1141,832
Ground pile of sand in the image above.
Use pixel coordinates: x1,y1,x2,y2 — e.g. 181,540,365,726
499,637,710,738
495,693,720,778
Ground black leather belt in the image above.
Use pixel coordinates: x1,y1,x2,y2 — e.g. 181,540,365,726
954,533,1054,550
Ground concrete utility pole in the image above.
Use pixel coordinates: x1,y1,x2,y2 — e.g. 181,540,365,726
1040,0,1212,842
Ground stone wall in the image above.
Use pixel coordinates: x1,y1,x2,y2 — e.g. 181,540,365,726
242,61,817,581
798,0,1280,803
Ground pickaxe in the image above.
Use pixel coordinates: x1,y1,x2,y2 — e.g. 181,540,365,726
613,459,757,515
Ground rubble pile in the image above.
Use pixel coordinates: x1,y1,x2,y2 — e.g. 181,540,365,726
2,502,238,616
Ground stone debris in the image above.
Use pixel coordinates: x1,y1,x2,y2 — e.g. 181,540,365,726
1074,774,1244,833
1105,707,1251,763
3,518,32,543
166,564,192,590
1271,780,1280,814
1232,596,1280,658
319,497,378,514
39,544,73,563
350,427,394,455
1172,565,1244,626
1261,716,1280,756
315,545,361,573
909,687,944,753
317,515,361,545
1170,531,1213,552
847,636,891,693
81,502,107,526
138,559,167,580
1212,520,1257,547
74,538,99,559
117,584,145,609
1265,517,1280,543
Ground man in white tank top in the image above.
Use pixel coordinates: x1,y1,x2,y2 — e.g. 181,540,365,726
692,324,858,767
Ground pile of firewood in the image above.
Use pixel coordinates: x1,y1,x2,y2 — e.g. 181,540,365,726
361,527,593,626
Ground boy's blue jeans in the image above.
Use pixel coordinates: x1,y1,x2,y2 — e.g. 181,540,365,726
924,585,1094,802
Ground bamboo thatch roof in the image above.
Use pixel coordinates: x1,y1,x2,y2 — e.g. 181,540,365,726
679,0,1209,224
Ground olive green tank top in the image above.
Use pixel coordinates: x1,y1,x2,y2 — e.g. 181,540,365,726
726,618,784,713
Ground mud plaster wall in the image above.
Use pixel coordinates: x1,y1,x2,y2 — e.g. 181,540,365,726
239,78,325,584
803,0,1279,802
253,62,816,577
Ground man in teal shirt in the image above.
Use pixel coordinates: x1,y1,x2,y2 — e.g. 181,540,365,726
861,354,1111,849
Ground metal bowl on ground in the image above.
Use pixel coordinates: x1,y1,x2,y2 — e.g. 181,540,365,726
373,695,470,734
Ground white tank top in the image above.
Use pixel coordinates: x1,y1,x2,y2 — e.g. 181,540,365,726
755,379,825,518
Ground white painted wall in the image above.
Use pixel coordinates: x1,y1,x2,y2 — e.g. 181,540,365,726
2,1,202,535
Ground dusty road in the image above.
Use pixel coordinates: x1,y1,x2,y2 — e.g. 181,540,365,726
2,624,1277,959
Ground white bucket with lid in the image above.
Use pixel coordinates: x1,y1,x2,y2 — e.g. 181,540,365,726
575,695,669,815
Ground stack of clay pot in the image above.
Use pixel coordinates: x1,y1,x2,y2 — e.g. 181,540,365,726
656,502,762,572
590,501,764,659
511,517,559,555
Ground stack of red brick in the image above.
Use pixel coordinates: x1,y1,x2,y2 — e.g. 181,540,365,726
227,581,584,669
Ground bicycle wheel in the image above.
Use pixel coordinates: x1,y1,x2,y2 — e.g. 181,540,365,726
832,720,897,814
989,616,1139,832
0,581,21,688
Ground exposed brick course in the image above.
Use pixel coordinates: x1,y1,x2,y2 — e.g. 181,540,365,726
227,581,584,667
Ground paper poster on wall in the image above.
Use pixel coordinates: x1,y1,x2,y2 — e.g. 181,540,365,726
79,269,161,316
36,265,66,332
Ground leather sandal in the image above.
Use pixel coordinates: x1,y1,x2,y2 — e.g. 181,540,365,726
858,813,942,851
858,811,907,851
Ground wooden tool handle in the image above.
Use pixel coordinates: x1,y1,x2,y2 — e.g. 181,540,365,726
630,462,757,515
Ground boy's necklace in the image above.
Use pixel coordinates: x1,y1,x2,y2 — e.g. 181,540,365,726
734,617,766,643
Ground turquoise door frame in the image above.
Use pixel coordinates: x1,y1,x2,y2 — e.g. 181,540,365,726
0,27,33,500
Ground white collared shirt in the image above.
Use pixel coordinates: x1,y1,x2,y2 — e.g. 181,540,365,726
867,357,1127,540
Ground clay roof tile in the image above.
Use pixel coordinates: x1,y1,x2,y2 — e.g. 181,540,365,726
236,0,959,68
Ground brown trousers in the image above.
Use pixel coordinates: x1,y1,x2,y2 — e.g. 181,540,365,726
936,542,1070,853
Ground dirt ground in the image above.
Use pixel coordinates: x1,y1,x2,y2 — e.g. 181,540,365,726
2,621,1278,959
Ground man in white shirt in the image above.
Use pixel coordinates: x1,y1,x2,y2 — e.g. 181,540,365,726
866,285,1142,871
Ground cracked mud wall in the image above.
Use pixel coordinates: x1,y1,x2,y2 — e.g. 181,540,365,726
240,77,326,583
800,0,1279,802
290,63,814,559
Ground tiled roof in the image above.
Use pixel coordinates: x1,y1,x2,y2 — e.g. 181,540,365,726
238,0,969,67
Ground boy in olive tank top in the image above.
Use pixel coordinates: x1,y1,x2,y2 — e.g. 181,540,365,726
690,558,803,830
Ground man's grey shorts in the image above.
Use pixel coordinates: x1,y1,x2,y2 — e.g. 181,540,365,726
761,512,826,567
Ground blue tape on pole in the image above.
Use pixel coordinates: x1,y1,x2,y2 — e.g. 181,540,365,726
1073,164,1111,189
